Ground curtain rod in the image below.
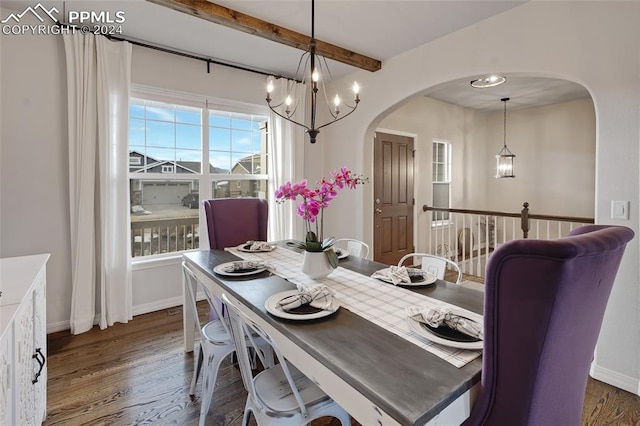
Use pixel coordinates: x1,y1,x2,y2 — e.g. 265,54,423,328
55,22,292,81
107,34,286,79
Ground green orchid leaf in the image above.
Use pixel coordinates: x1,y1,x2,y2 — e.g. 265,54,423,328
286,240,307,250
322,236,335,249
326,249,339,269
306,231,318,242
305,241,323,252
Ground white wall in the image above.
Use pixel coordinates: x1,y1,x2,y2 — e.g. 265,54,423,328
485,99,596,216
321,1,640,394
1,10,72,330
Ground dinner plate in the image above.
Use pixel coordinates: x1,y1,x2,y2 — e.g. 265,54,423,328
406,307,483,350
376,268,437,287
265,290,340,320
236,242,277,253
213,261,268,277
334,248,349,259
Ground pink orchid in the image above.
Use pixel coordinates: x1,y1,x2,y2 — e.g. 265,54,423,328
275,167,367,251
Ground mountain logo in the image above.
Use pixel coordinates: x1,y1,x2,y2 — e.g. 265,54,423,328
1,3,59,24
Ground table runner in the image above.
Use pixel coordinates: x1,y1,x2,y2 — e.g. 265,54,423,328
226,247,481,368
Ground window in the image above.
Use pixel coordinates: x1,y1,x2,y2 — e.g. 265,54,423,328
432,140,451,224
129,92,268,258
209,110,268,199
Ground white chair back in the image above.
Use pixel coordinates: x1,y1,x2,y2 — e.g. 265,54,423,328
398,253,462,284
222,294,309,418
334,238,370,259
182,263,231,336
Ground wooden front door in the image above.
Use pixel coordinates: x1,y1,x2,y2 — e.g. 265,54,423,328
373,132,414,265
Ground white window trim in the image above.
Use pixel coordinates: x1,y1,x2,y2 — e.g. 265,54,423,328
432,139,452,227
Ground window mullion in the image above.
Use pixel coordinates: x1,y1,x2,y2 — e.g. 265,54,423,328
201,109,211,200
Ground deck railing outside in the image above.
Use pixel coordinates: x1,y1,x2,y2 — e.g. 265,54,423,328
423,202,594,278
131,217,199,257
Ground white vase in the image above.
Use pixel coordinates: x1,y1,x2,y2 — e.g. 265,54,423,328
301,251,335,280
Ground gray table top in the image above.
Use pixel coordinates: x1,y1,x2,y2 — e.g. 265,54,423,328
184,248,483,426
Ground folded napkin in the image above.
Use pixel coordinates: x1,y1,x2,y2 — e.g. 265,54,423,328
407,306,483,340
223,260,270,273
244,240,273,251
371,266,411,285
278,284,336,311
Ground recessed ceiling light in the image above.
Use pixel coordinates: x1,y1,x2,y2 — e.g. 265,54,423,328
470,75,506,88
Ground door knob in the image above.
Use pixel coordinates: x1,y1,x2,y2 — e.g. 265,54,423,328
375,208,382,214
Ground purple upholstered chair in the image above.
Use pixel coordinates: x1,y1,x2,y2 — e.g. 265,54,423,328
202,198,268,250
463,225,634,426
202,198,268,321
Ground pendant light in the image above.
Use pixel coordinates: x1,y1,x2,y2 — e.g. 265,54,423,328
496,97,515,178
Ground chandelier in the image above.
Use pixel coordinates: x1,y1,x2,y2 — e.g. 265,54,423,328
266,0,360,144
495,97,515,178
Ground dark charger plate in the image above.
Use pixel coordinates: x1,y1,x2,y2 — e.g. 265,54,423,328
284,303,324,315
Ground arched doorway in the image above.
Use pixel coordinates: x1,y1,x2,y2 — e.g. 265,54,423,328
369,76,595,262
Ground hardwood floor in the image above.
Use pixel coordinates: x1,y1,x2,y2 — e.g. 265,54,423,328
44,303,640,426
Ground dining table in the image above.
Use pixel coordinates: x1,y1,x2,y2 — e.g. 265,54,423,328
182,243,483,426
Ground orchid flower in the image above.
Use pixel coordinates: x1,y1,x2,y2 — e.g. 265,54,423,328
275,167,367,263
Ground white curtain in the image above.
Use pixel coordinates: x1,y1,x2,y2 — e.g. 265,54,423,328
267,77,306,241
63,33,132,334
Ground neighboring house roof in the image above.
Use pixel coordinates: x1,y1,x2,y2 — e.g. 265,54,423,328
179,160,227,174
129,151,228,174
233,154,262,174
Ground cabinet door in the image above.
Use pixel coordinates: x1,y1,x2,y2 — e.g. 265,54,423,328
14,294,35,426
32,270,47,423
0,329,13,426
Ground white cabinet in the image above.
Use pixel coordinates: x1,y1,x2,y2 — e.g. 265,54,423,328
0,254,49,426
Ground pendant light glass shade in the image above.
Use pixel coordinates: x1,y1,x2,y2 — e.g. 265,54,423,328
496,97,515,178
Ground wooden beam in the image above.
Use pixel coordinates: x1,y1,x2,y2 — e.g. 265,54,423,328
145,0,382,72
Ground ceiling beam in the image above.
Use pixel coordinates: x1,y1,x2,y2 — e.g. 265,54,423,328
145,0,382,73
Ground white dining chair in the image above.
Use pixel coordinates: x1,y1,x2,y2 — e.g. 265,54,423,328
222,293,352,426
182,263,273,426
397,253,463,284
334,238,370,259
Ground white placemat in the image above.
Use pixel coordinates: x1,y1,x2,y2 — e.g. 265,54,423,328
226,246,481,367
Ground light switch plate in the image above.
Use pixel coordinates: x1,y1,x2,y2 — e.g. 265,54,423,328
611,200,630,220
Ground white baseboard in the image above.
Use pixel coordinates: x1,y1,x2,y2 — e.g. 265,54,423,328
47,320,71,334
47,296,186,335
132,296,184,317
590,363,640,396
